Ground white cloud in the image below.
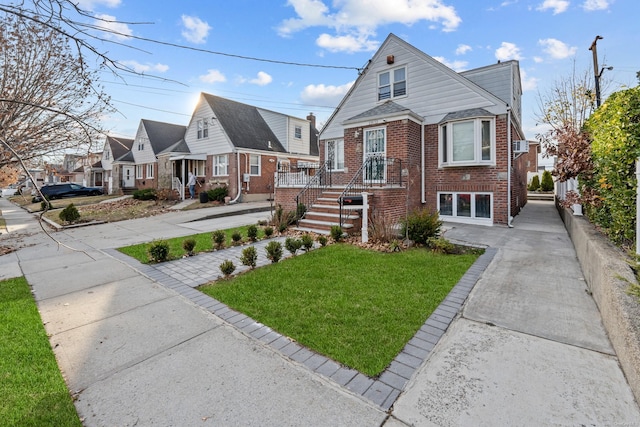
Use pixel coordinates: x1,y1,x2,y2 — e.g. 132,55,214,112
433,56,468,72
94,14,132,40
119,60,169,74
249,71,273,86
537,0,570,14
533,56,544,63
181,15,212,44
582,0,610,11
495,42,523,61
538,38,577,59
316,33,380,53
199,69,226,84
520,69,539,91
455,44,472,55
278,0,461,53
76,0,121,10
300,81,354,105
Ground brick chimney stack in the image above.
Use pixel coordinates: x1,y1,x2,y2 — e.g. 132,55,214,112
306,112,316,129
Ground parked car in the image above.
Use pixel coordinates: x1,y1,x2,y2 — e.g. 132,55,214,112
32,183,104,201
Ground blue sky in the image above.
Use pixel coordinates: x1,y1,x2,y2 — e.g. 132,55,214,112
76,0,638,142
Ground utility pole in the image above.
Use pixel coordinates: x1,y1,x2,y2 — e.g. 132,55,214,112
589,35,603,107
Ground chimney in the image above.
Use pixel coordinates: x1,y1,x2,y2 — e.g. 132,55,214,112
306,112,316,129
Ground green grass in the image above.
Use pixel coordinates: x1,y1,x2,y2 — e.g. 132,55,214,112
118,225,265,263
0,277,81,426
201,244,480,377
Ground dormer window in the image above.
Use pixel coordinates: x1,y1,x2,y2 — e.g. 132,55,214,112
378,66,406,101
294,125,302,139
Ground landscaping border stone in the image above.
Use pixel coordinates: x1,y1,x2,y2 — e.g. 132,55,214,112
558,201,640,403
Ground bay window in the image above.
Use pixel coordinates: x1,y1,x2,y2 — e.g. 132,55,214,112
440,117,495,166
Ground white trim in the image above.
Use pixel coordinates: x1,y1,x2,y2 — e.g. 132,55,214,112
439,117,496,167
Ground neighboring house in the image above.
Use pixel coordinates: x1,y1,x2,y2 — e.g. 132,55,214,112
275,33,528,231
98,135,134,194
175,92,319,202
130,119,187,192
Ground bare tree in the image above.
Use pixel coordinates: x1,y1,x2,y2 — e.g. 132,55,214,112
0,12,113,169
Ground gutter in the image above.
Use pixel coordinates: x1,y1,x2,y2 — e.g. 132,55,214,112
507,107,513,228
229,151,242,204
421,120,426,203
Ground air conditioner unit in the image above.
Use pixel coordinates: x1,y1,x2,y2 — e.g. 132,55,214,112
513,140,529,153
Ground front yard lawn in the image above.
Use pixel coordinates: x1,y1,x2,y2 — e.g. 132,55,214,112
200,243,480,377
0,277,81,426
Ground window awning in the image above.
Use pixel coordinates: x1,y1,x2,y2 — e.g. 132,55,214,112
169,154,207,161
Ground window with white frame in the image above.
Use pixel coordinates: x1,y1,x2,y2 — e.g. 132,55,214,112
197,119,208,139
438,192,492,220
326,140,344,170
249,154,261,175
214,155,228,176
378,66,406,101
105,150,110,160
294,125,302,139
146,163,154,178
440,117,494,166
135,165,143,179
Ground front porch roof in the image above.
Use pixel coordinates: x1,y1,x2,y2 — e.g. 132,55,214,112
343,100,422,125
158,139,190,155
169,153,207,161
438,108,493,123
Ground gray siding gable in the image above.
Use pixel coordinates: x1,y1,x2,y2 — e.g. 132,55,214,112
320,33,512,140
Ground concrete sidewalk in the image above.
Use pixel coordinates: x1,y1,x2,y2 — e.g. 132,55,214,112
1,197,639,425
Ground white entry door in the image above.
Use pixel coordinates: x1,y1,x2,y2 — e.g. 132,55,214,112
123,166,135,188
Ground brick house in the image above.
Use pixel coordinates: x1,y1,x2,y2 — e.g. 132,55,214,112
173,92,319,202
275,33,529,232
95,135,134,194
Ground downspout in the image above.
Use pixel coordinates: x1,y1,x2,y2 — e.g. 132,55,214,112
507,107,513,228
229,151,242,204
421,120,426,203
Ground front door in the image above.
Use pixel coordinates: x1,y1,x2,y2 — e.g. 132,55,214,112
123,166,135,188
363,128,386,184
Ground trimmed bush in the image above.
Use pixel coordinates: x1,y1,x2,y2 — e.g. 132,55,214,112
148,240,170,263
265,241,283,263
182,238,196,255
231,231,243,245
207,186,229,202
317,235,328,247
528,175,541,191
541,170,554,192
301,234,314,251
330,225,343,242
59,203,80,223
240,246,258,269
285,237,303,256
219,260,236,277
212,230,226,250
264,226,274,238
247,224,258,242
133,188,157,200
400,208,442,245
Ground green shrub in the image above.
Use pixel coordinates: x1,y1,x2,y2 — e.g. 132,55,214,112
59,203,80,223
212,230,226,249
240,246,258,269
219,259,236,277
389,239,402,252
271,204,296,232
317,235,328,247
541,170,554,192
231,230,243,245
528,175,541,191
207,186,229,202
247,224,258,242
427,237,457,254
301,234,314,251
285,237,302,256
182,238,196,255
133,188,157,200
330,226,343,242
148,240,170,263
265,241,283,263
264,226,274,238
400,208,442,245
296,203,306,219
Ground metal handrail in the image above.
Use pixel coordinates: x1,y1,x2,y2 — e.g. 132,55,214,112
172,177,184,200
338,157,402,227
295,161,332,224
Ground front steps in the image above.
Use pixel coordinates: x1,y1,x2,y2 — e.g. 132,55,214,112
297,191,362,235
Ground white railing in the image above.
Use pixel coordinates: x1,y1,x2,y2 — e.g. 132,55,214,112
275,171,312,187
172,177,184,200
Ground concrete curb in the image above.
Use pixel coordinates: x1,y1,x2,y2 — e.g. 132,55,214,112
559,202,640,404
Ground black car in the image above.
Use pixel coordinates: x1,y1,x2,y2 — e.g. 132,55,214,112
33,183,104,201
